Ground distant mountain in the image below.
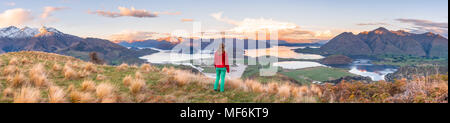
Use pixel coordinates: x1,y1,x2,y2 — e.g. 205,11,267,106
116,38,323,51
0,26,158,65
319,27,448,58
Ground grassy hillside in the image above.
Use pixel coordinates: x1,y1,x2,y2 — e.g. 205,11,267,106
279,67,356,85
0,51,321,103
0,51,447,103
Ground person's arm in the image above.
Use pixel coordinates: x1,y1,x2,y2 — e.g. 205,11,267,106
225,52,230,73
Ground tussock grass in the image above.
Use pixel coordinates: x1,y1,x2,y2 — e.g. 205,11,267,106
123,75,133,86
29,63,49,87
129,78,146,95
8,57,19,65
48,86,66,103
52,63,62,71
3,65,18,76
116,63,129,71
277,84,291,98
81,80,96,92
2,87,14,98
96,83,116,101
96,74,106,81
13,86,41,103
7,73,27,88
83,62,98,73
0,51,445,103
140,63,155,73
63,64,79,80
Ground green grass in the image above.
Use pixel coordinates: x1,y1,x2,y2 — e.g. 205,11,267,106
0,51,301,103
279,67,356,85
373,54,448,67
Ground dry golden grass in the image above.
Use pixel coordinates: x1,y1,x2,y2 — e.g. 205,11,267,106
123,75,133,86
13,86,41,103
79,92,95,103
135,71,143,79
63,64,79,80
278,84,291,98
129,78,146,95
7,73,27,88
2,87,14,98
245,79,264,93
48,86,66,103
96,83,116,100
67,84,75,92
140,63,154,73
20,58,31,65
69,90,82,103
29,63,49,87
83,62,98,73
226,79,245,90
267,82,279,94
116,63,129,71
8,57,19,65
81,80,96,92
96,74,106,81
2,65,18,76
52,63,62,71
100,96,117,103
78,70,91,78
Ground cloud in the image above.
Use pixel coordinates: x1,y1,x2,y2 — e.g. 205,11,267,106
110,31,156,41
91,7,180,18
4,2,16,6
0,8,34,27
210,12,332,42
356,22,391,26
181,19,194,22
397,19,448,28
210,12,240,25
396,18,448,37
41,6,67,19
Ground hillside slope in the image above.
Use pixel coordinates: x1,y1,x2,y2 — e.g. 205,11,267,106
0,51,446,103
319,27,448,58
0,26,158,65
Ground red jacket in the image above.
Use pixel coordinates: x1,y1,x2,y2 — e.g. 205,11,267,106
214,51,230,73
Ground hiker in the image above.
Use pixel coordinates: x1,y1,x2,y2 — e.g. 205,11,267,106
214,43,230,92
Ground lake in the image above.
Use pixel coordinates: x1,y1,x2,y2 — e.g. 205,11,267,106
331,59,398,81
140,47,397,81
273,61,326,69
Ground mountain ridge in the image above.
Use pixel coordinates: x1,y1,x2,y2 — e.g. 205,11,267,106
0,26,158,65
319,27,448,58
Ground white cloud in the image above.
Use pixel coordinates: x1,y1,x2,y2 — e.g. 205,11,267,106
397,18,448,37
0,8,34,27
91,6,180,18
41,6,67,19
210,12,332,42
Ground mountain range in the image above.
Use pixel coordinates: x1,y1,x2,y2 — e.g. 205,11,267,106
318,27,448,58
0,26,158,65
116,38,323,51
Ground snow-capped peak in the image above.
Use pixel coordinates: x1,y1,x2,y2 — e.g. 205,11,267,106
0,26,62,38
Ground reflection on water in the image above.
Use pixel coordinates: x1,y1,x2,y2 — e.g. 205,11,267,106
245,46,324,60
345,59,397,81
140,48,214,64
273,61,326,69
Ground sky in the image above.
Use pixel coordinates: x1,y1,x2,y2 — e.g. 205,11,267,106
0,0,448,42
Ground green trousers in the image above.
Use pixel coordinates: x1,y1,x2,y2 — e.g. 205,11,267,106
214,67,227,92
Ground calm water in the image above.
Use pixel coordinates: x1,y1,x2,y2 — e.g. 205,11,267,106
273,61,326,69
331,59,398,81
245,46,324,60
140,47,397,81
